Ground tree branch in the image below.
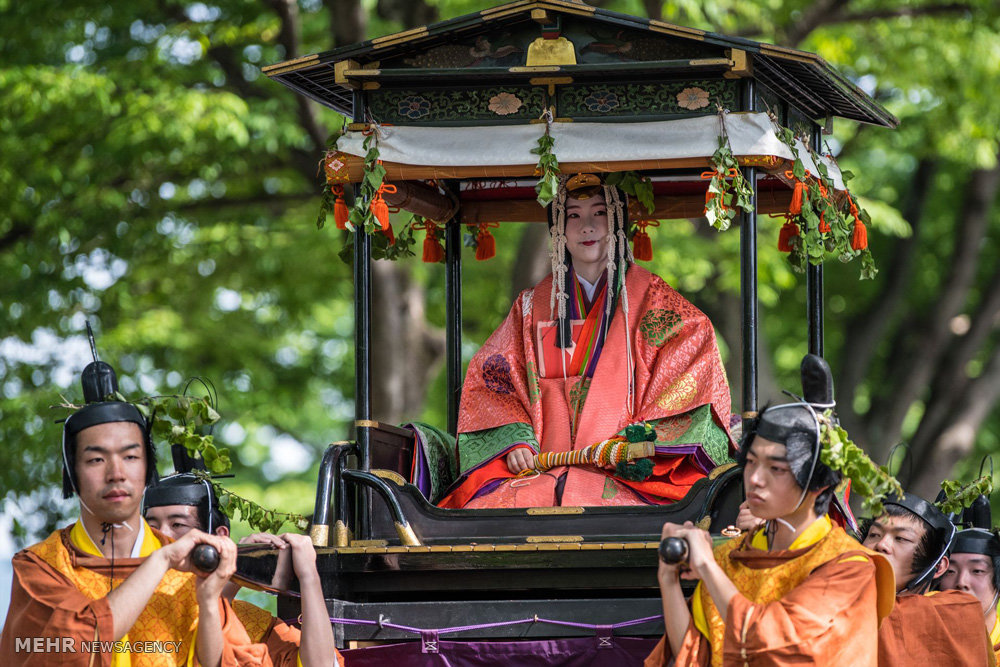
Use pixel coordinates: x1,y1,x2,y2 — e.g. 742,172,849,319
911,346,1000,497
871,157,1000,451
778,0,852,48
837,159,936,453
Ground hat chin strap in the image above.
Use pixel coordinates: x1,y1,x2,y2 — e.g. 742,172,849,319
902,522,956,593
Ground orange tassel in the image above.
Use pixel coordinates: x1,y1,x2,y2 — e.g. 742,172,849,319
778,218,799,252
382,223,395,245
423,234,444,262
632,220,658,261
633,230,652,261
369,182,397,231
332,186,349,230
818,211,831,233
413,220,444,263
789,181,806,215
475,222,498,261
851,218,868,250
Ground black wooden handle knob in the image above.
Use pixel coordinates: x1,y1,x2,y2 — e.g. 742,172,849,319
191,543,220,573
658,537,689,565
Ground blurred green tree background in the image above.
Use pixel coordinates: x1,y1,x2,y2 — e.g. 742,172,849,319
2,0,999,550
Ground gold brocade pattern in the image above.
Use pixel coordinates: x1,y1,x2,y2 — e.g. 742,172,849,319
29,529,199,666
656,371,698,411
699,526,872,667
233,600,274,644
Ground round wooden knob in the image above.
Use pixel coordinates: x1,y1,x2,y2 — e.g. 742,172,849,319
658,537,689,565
191,543,220,573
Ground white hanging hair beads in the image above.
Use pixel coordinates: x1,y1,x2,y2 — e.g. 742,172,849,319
549,175,570,321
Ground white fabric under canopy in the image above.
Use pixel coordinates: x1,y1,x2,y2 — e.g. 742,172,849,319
336,111,845,190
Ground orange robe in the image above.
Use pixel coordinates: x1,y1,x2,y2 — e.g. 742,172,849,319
442,265,733,508
878,589,996,666
0,522,280,666
645,516,895,666
233,599,344,667
992,605,1000,664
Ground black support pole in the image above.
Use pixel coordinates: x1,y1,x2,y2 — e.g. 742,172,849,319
445,186,463,437
352,90,371,540
806,127,825,357
741,79,759,422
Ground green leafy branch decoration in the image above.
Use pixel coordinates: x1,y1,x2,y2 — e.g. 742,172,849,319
532,113,560,207
605,171,655,215
191,470,310,534
816,410,903,516
937,476,994,517
773,123,877,280
59,393,308,534
703,109,754,231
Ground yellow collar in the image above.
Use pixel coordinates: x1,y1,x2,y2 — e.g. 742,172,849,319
990,603,1000,647
70,518,161,558
751,514,832,551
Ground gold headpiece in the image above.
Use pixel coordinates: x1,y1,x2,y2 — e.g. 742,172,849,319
565,173,603,200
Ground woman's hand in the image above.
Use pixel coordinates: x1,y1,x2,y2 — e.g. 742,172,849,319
506,447,535,474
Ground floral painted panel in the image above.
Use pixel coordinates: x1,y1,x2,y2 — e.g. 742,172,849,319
558,80,737,119
368,86,545,124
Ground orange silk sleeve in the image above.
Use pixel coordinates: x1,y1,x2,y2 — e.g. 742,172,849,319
0,550,116,666
723,556,881,666
644,620,710,667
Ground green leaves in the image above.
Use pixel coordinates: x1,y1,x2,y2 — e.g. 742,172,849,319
194,471,308,534
817,410,903,516
937,476,994,516
605,171,655,214
705,132,754,232
531,132,561,207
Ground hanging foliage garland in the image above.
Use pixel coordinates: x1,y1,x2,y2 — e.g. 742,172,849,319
772,123,878,280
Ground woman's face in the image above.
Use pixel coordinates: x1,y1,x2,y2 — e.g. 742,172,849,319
564,193,610,280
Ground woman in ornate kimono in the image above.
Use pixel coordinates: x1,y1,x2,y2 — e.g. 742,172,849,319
438,173,733,509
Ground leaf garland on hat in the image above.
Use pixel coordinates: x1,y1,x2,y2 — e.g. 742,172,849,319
60,393,310,534
937,476,994,516
816,409,903,516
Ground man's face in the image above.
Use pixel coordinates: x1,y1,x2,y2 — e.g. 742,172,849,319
145,504,202,540
940,553,998,613
74,421,146,525
863,513,929,592
742,437,803,520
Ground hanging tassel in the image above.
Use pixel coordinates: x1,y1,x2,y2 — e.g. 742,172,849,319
369,182,398,231
818,210,831,233
786,169,809,215
778,217,799,252
851,218,868,250
475,222,498,261
332,185,349,230
849,198,867,250
632,220,658,262
413,219,444,263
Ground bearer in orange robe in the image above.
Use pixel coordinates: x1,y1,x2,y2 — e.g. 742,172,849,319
937,528,1000,663
645,355,895,666
862,493,997,665
1,392,268,665
144,473,342,667
440,173,733,509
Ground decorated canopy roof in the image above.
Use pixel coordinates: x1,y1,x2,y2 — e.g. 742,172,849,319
264,0,896,129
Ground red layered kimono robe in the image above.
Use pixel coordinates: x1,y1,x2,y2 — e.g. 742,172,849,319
441,265,732,508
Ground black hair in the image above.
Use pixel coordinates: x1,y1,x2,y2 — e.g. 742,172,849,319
737,406,841,515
